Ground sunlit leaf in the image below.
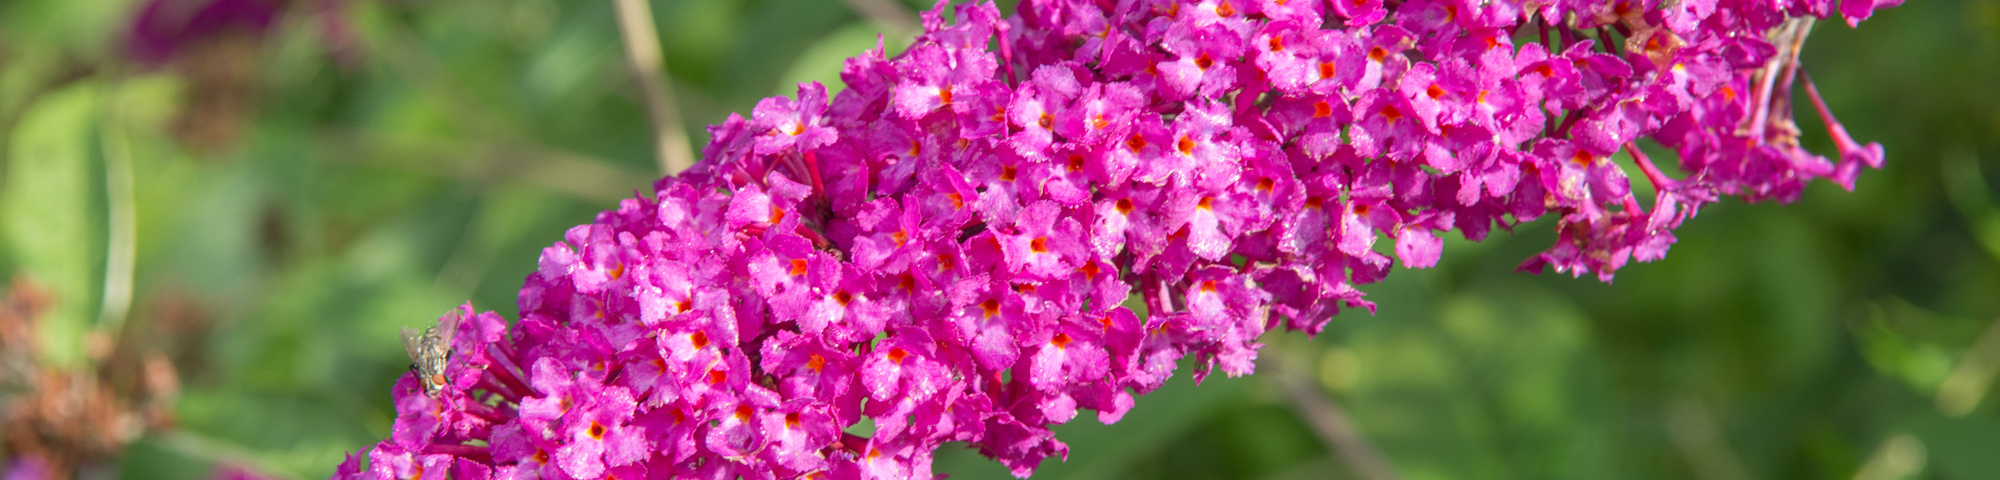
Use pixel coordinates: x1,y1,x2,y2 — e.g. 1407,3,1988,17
3,82,103,367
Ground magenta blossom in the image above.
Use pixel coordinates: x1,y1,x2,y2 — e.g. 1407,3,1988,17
335,0,1890,478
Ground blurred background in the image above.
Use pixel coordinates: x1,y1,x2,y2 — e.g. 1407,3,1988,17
0,0,1996,478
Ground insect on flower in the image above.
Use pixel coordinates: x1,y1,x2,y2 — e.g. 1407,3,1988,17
400,313,458,397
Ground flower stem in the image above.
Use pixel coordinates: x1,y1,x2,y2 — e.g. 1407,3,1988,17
1626,142,1678,191
1747,18,1812,142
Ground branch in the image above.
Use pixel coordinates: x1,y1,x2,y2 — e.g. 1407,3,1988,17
613,0,696,175
1850,433,1925,480
1936,313,2000,416
1267,348,1402,480
1667,398,1753,480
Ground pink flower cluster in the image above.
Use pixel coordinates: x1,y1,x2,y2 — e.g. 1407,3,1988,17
334,0,1894,478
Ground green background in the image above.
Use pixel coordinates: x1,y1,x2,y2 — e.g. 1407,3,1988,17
0,0,1996,478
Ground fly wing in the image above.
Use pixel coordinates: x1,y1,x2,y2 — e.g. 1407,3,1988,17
400,325,425,364
436,310,461,352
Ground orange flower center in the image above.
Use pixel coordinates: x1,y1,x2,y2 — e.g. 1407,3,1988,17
807,353,826,372
887,347,909,364
1380,105,1403,123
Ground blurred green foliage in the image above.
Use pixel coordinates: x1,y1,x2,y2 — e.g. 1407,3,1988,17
1,0,1997,479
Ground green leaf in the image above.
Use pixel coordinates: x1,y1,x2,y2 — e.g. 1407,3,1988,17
3,82,103,368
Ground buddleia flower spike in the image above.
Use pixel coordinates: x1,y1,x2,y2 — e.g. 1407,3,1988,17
331,1,1898,478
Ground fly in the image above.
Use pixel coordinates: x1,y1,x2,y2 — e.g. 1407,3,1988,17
401,313,459,397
